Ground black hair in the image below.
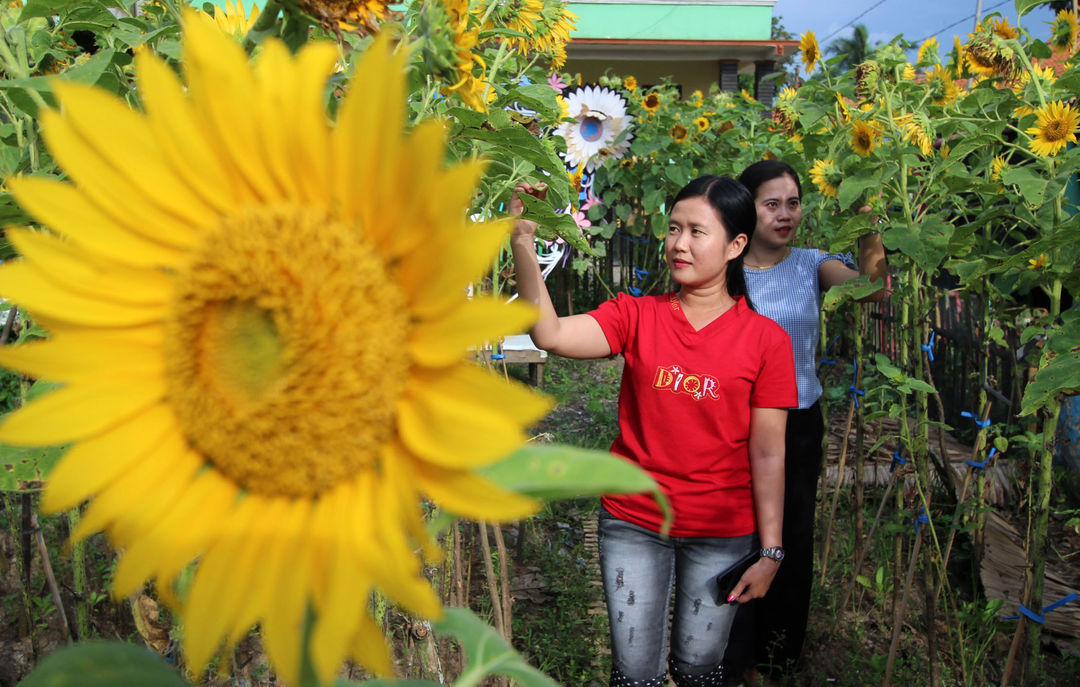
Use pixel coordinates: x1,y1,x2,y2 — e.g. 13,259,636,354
671,175,756,308
737,159,802,200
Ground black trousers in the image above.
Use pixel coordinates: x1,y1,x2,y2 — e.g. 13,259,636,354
722,402,825,678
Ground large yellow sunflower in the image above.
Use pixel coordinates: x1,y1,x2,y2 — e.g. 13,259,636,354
1025,99,1080,157
1050,10,1079,54
799,30,819,72
642,91,661,111
0,14,547,684
480,0,543,55
809,158,839,199
850,119,883,156
895,112,933,156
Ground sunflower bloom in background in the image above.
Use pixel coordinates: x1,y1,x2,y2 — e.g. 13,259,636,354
809,158,840,199
623,75,637,92
916,36,939,67
478,0,543,56
799,30,819,73
299,0,396,34
990,154,1007,179
1025,100,1080,157
1049,10,1078,54
895,112,933,156
0,13,549,684
694,116,709,131
670,124,688,143
642,91,661,111
926,66,959,106
1029,253,1050,269
442,0,492,111
850,119,882,156
531,0,579,69
204,0,259,36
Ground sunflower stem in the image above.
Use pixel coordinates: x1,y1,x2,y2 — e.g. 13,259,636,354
242,0,284,54
297,605,322,687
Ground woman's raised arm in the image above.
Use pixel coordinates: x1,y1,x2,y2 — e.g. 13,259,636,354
509,182,611,359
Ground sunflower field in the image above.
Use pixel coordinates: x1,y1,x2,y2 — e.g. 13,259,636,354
0,0,1079,685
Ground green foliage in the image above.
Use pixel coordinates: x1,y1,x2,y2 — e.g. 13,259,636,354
16,641,188,687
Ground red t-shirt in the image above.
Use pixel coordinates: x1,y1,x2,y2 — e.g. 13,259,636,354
588,292,796,537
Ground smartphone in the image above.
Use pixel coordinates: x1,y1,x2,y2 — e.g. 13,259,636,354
713,550,759,604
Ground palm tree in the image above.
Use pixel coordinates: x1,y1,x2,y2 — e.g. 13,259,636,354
826,24,873,73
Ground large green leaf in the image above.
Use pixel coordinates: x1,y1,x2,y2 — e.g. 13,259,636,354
480,443,671,528
434,607,560,687
0,442,67,490
517,193,595,255
1015,0,1045,16
17,641,186,687
1001,166,1048,207
1020,352,1080,417
836,173,879,210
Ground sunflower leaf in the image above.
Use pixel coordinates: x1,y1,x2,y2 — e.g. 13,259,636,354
479,444,672,530
433,607,560,687
16,640,186,687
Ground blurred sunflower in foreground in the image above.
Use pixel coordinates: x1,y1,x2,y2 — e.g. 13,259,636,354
0,11,548,683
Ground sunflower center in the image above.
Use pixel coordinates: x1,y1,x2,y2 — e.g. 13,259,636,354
165,207,409,498
1044,118,1069,141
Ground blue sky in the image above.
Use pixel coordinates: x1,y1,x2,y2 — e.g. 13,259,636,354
772,0,1062,57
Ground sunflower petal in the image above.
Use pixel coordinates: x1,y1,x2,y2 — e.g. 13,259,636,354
408,298,537,368
38,110,202,249
0,377,165,445
53,80,218,227
8,176,184,268
262,500,315,687
0,335,163,383
408,454,539,521
0,262,166,327
291,42,337,205
7,228,172,306
41,403,176,513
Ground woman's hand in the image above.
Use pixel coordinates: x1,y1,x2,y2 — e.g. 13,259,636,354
728,558,781,603
510,182,547,242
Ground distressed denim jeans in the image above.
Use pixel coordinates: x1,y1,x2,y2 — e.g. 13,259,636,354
598,507,756,686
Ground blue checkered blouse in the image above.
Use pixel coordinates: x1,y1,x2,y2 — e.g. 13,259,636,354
744,247,855,409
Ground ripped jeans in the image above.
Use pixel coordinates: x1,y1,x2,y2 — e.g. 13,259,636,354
598,507,756,687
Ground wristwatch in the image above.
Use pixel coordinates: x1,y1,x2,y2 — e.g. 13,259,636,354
760,547,785,563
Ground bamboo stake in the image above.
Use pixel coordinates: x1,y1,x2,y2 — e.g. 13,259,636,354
30,513,73,644
477,521,505,638
884,516,925,687
492,524,513,640
820,399,856,584
935,402,993,597
838,462,904,614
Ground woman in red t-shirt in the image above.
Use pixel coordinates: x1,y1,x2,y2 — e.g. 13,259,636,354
509,176,796,687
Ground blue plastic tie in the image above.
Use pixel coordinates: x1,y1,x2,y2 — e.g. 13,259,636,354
628,286,643,297
965,447,997,473
914,508,930,534
490,344,505,361
818,335,840,370
1004,593,1079,623
961,411,992,429
891,448,908,473
849,356,866,408
921,330,936,362
634,268,649,281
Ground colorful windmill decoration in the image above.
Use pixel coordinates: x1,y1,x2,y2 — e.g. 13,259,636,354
554,84,633,172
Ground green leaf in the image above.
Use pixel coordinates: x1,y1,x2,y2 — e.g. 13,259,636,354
1020,351,1080,416
1028,39,1052,60
517,194,595,255
434,607,559,687
873,353,902,381
17,641,187,687
1001,166,1047,206
837,174,879,210
479,443,671,528
1014,0,1045,17
821,273,883,311
905,378,937,394
0,442,67,490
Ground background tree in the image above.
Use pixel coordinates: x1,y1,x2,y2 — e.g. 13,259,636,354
827,23,874,73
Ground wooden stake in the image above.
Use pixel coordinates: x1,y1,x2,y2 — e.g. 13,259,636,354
884,520,924,687
820,399,856,584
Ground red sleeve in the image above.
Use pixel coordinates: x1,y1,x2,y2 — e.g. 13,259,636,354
586,292,637,355
750,322,798,408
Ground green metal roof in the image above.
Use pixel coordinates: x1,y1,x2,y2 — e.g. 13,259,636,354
567,1,774,42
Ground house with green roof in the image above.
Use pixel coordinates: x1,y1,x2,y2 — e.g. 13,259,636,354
564,0,796,102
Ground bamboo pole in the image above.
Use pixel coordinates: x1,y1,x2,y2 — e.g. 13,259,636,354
30,513,73,644
820,398,856,584
884,515,925,687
